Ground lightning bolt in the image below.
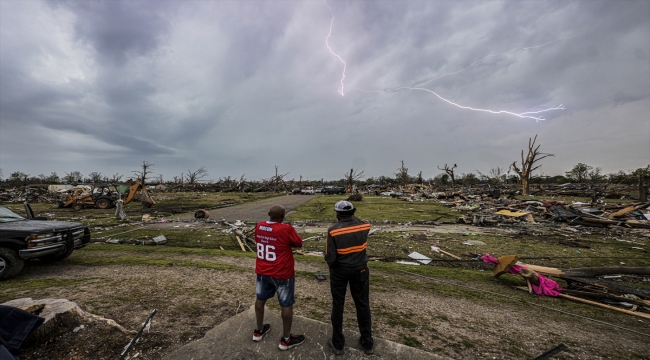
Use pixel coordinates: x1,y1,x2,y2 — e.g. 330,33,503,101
323,1,566,121
324,1,346,96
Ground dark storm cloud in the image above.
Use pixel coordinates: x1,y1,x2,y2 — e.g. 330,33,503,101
53,0,172,67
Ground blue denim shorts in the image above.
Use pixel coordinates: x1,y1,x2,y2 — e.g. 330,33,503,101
256,274,295,308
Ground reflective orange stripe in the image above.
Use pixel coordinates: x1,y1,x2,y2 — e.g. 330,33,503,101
329,224,370,237
336,242,367,254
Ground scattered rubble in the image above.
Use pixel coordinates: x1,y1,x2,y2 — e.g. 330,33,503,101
483,255,650,319
0,187,56,203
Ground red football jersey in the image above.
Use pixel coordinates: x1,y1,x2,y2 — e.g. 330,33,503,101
254,221,303,280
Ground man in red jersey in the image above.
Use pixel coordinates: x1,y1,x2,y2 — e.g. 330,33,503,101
252,205,306,351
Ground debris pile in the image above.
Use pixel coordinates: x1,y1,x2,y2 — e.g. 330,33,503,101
484,255,650,320
453,199,650,233
0,187,58,203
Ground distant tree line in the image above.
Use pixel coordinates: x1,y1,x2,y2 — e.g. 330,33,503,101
1,163,647,188
1,143,648,201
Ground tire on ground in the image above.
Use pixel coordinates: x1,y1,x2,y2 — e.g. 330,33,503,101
0,248,25,280
95,197,113,209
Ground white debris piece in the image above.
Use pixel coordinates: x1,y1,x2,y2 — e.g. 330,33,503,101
462,240,486,246
408,252,432,265
396,260,420,266
152,235,167,245
73,324,85,333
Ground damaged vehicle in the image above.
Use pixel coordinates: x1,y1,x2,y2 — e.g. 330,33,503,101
0,202,90,280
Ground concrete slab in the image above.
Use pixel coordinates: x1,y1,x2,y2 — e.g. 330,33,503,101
164,306,449,360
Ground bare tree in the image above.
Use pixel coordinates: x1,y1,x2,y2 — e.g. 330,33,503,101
10,172,31,185
587,167,603,183
395,161,409,187
236,174,247,191
186,166,209,184
437,163,457,189
64,171,83,184
565,163,592,183
477,166,507,185
510,135,554,196
132,161,154,185
345,168,365,191
44,172,60,183
173,174,184,184
110,173,123,183
270,165,289,191
88,172,103,183
416,171,424,185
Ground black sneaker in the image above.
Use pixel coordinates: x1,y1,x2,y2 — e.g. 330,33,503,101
359,337,374,355
278,334,306,350
252,324,271,341
328,338,344,355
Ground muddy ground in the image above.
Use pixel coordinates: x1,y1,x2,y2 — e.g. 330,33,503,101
3,194,650,359
5,249,649,360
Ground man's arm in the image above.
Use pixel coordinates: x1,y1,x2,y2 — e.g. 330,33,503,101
324,232,336,267
288,227,303,248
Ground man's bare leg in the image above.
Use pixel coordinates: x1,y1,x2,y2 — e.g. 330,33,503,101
255,299,267,331
281,305,293,338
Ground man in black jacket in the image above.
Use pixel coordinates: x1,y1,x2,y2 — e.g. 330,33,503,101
324,200,373,355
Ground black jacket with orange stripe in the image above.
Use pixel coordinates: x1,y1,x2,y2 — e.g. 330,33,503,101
325,216,370,268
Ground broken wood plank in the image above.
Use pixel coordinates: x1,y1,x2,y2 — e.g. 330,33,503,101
580,217,622,225
294,250,323,257
561,276,650,299
439,249,462,260
558,293,650,320
235,235,246,252
564,267,650,277
561,289,650,307
625,220,650,229
609,206,636,218
519,264,565,276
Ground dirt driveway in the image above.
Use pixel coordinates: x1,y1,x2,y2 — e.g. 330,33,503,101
183,194,319,222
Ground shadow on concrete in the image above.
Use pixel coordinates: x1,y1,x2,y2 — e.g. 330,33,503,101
164,305,449,359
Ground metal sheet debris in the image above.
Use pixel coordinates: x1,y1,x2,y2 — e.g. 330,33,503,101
407,252,432,265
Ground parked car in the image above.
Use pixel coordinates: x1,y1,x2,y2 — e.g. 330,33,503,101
300,187,315,195
380,190,403,197
0,203,91,280
323,186,346,195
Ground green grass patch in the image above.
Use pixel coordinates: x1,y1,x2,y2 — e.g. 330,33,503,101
79,243,258,259
401,334,422,347
64,253,236,272
287,196,458,223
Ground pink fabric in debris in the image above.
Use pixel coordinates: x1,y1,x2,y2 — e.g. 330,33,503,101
481,254,562,297
531,276,563,297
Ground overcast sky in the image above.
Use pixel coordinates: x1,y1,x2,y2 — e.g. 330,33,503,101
1,0,648,182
